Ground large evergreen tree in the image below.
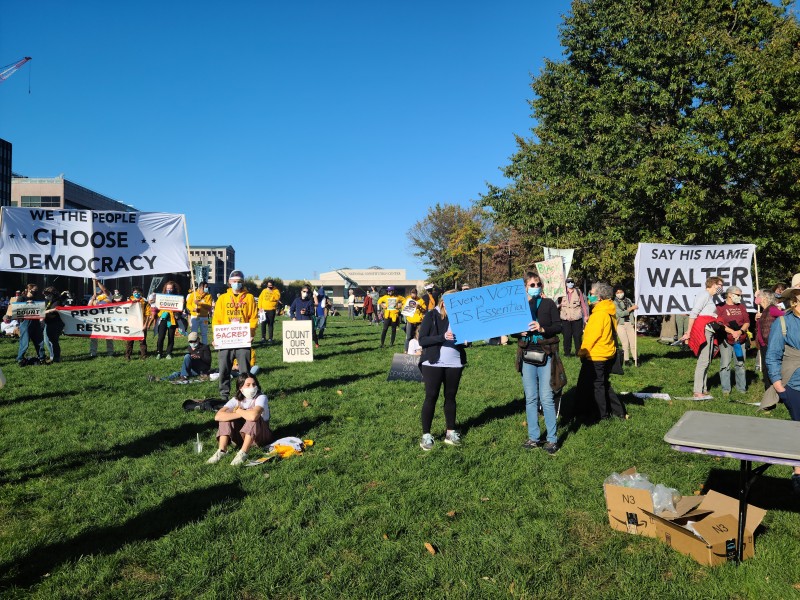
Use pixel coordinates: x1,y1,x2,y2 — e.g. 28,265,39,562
484,0,800,283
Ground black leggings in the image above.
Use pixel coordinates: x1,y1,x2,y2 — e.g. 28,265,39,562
381,318,399,346
562,319,584,355
421,365,463,433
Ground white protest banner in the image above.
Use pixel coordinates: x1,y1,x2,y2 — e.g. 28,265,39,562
154,293,185,312
534,257,566,300
10,301,46,320
543,247,575,278
634,243,756,315
0,207,189,278
283,320,314,362
213,323,252,350
442,279,531,343
57,302,144,340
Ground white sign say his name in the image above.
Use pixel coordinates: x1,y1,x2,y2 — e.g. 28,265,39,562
154,293,185,312
283,320,314,362
634,243,756,315
213,323,252,349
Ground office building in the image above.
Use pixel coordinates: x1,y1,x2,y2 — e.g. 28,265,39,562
0,139,11,207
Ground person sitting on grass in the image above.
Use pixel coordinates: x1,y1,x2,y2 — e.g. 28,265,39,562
149,331,212,381
207,373,273,466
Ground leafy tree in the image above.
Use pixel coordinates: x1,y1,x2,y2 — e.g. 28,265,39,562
483,0,800,283
259,276,285,290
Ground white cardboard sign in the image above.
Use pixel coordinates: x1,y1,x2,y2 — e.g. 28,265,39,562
213,322,252,349
283,320,314,362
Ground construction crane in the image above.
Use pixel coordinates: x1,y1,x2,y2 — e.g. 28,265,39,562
0,56,32,84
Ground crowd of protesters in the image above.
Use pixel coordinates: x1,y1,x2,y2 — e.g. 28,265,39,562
6,269,800,491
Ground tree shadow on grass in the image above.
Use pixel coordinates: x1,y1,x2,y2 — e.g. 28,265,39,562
274,371,384,398
0,421,219,486
0,389,81,407
702,467,800,513
459,398,525,436
0,483,246,591
272,415,333,440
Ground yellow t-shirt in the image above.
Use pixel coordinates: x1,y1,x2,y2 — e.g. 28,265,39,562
402,297,426,324
378,294,405,322
258,288,281,311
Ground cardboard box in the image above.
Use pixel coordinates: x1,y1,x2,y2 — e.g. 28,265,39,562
604,468,702,538
643,490,767,566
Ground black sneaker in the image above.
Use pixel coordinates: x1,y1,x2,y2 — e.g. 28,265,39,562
792,474,800,496
543,442,560,455
522,439,542,450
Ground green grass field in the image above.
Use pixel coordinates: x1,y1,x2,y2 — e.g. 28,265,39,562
1,317,799,599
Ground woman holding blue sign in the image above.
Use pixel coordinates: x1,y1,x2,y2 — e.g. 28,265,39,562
418,290,466,451
516,272,563,455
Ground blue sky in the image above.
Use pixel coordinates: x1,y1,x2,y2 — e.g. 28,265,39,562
1,1,571,282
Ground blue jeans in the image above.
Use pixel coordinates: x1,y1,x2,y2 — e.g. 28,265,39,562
719,341,746,393
521,357,557,443
316,314,327,338
180,353,204,378
17,320,45,362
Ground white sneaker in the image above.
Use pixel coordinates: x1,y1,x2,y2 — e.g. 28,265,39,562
206,449,227,464
444,430,461,446
420,433,434,451
230,450,248,466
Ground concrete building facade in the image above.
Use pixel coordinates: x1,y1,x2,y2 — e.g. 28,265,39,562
188,245,235,288
0,139,11,207
304,268,427,307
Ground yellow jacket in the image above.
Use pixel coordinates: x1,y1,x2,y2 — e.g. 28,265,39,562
579,299,618,361
258,288,281,311
378,294,405,322
403,297,426,324
212,289,258,336
186,290,212,317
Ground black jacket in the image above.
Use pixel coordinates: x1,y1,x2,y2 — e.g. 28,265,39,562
188,343,212,372
418,309,467,367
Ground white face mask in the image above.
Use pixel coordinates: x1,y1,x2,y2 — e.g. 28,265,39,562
616,293,624,299
242,386,258,400
189,342,199,349
566,282,575,289
231,282,243,292
301,292,308,298
731,295,742,305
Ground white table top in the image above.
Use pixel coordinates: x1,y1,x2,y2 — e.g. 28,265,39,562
664,410,800,461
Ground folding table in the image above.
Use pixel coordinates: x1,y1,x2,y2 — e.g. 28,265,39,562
664,410,800,563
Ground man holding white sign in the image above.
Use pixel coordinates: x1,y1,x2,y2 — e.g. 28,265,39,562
212,270,258,402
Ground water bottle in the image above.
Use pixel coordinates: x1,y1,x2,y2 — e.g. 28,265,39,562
733,342,743,360
194,433,203,454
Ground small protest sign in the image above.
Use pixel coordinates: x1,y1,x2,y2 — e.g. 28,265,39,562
387,353,424,382
10,301,46,320
213,323,252,349
401,299,419,317
442,279,530,343
283,320,314,362
154,293,185,312
535,257,566,300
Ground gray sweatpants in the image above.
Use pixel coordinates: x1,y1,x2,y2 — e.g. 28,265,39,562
218,347,252,401
693,329,715,394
